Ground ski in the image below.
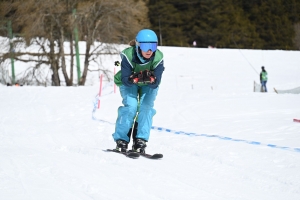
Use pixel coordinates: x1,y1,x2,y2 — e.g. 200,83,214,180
104,149,163,159
104,149,140,159
140,153,163,159
127,150,163,159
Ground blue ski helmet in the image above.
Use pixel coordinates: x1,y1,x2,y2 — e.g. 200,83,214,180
136,29,158,43
135,29,158,52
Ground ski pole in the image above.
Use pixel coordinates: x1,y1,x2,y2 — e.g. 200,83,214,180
114,67,116,93
114,61,120,94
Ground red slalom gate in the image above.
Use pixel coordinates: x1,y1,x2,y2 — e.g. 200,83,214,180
98,74,103,109
293,119,300,123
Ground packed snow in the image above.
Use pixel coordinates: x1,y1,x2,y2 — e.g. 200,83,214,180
1,44,300,200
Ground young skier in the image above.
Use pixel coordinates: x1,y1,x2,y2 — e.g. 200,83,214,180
112,29,164,153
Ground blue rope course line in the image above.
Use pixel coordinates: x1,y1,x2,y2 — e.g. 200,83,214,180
151,126,300,153
91,95,300,153
92,93,115,125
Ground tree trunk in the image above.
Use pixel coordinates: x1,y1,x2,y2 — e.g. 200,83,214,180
49,37,60,86
69,34,74,84
80,40,91,86
59,27,72,86
294,23,300,50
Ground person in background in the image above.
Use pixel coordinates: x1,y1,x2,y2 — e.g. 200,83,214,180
193,40,197,47
260,66,268,92
112,29,164,153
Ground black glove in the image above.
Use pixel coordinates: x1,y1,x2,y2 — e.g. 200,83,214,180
128,70,156,84
114,61,120,66
129,71,143,84
142,70,156,84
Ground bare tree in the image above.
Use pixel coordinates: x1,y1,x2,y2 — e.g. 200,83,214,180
0,0,150,86
75,0,149,85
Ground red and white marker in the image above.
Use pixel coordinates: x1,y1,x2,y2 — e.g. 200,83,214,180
293,119,300,123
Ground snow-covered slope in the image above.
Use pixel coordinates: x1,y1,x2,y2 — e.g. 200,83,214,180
1,46,300,200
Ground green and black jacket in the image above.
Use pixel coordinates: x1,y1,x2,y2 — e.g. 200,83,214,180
114,46,164,88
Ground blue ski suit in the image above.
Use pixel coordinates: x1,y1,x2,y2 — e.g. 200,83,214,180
112,46,164,142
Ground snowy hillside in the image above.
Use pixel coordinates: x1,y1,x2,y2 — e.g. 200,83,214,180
1,45,300,200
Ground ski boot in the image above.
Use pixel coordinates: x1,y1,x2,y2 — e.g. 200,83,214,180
132,138,147,154
116,140,128,153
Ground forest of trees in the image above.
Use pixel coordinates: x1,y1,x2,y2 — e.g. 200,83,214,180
148,0,300,50
2,0,300,50
0,0,299,86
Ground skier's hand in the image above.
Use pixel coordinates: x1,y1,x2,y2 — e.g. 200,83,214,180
142,70,156,84
129,71,143,84
129,70,156,84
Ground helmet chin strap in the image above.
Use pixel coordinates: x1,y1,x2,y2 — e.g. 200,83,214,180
136,47,147,63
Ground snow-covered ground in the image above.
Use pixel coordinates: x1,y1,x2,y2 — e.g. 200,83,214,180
1,45,300,200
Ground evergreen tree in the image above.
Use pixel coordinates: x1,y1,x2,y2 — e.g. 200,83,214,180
188,0,262,48
241,0,295,49
148,0,299,49
148,0,189,46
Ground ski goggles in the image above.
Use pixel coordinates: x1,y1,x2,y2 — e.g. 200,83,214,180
136,42,158,52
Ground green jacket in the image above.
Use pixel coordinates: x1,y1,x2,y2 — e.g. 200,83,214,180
260,71,268,81
114,46,164,87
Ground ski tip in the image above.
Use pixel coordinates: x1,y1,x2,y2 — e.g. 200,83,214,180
152,154,163,159
141,153,163,159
